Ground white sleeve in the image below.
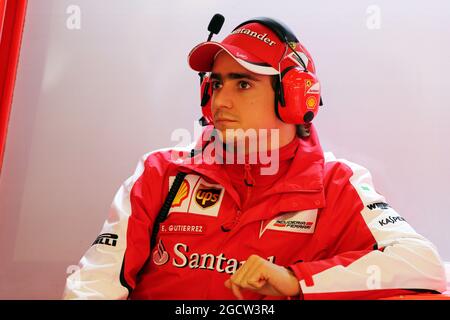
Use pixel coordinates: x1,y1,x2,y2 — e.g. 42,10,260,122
63,155,148,300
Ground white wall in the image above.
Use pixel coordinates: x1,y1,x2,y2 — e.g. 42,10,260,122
0,0,449,299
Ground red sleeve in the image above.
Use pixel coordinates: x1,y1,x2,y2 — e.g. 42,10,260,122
287,159,447,300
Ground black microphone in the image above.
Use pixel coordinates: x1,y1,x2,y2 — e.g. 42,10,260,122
198,14,225,126
207,13,225,41
199,13,225,84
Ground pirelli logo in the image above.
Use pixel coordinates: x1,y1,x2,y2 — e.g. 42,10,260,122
195,184,222,209
92,233,118,247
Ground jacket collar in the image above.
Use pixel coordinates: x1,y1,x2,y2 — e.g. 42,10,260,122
174,124,325,210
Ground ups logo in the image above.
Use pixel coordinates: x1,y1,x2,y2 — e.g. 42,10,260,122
195,184,222,208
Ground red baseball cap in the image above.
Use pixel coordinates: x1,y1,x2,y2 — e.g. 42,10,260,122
188,22,288,75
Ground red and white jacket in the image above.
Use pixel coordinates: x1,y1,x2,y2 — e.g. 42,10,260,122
63,125,447,299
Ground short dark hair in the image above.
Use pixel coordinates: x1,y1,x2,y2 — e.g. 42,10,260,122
270,75,311,138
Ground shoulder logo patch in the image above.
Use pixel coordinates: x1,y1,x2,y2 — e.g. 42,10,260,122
260,209,318,238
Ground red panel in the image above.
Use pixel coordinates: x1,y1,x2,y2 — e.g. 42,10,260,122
0,0,27,176
1,1,8,38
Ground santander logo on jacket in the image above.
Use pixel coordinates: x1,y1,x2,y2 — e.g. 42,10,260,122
153,239,275,274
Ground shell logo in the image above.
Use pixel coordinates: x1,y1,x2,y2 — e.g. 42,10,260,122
306,96,317,110
171,180,190,207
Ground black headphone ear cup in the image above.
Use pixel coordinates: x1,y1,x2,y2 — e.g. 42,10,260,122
199,76,213,125
273,75,286,121
278,79,286,107
273,77,282,122
201,81,210,107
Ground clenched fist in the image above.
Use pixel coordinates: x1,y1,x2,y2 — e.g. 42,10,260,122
224,254,300,299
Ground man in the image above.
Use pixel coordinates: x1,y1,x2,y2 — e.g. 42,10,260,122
63,17,447,300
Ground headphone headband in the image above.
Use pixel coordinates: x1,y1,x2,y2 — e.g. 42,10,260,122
232,17,299,44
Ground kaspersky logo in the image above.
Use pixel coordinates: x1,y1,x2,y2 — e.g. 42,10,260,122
378,215,406,227
152,241,275,274
195,184,222,209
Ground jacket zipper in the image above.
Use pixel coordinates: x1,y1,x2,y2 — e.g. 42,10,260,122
221,164,255,232
236,164,255,226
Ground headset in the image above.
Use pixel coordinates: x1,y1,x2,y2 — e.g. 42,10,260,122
199,17,322,126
